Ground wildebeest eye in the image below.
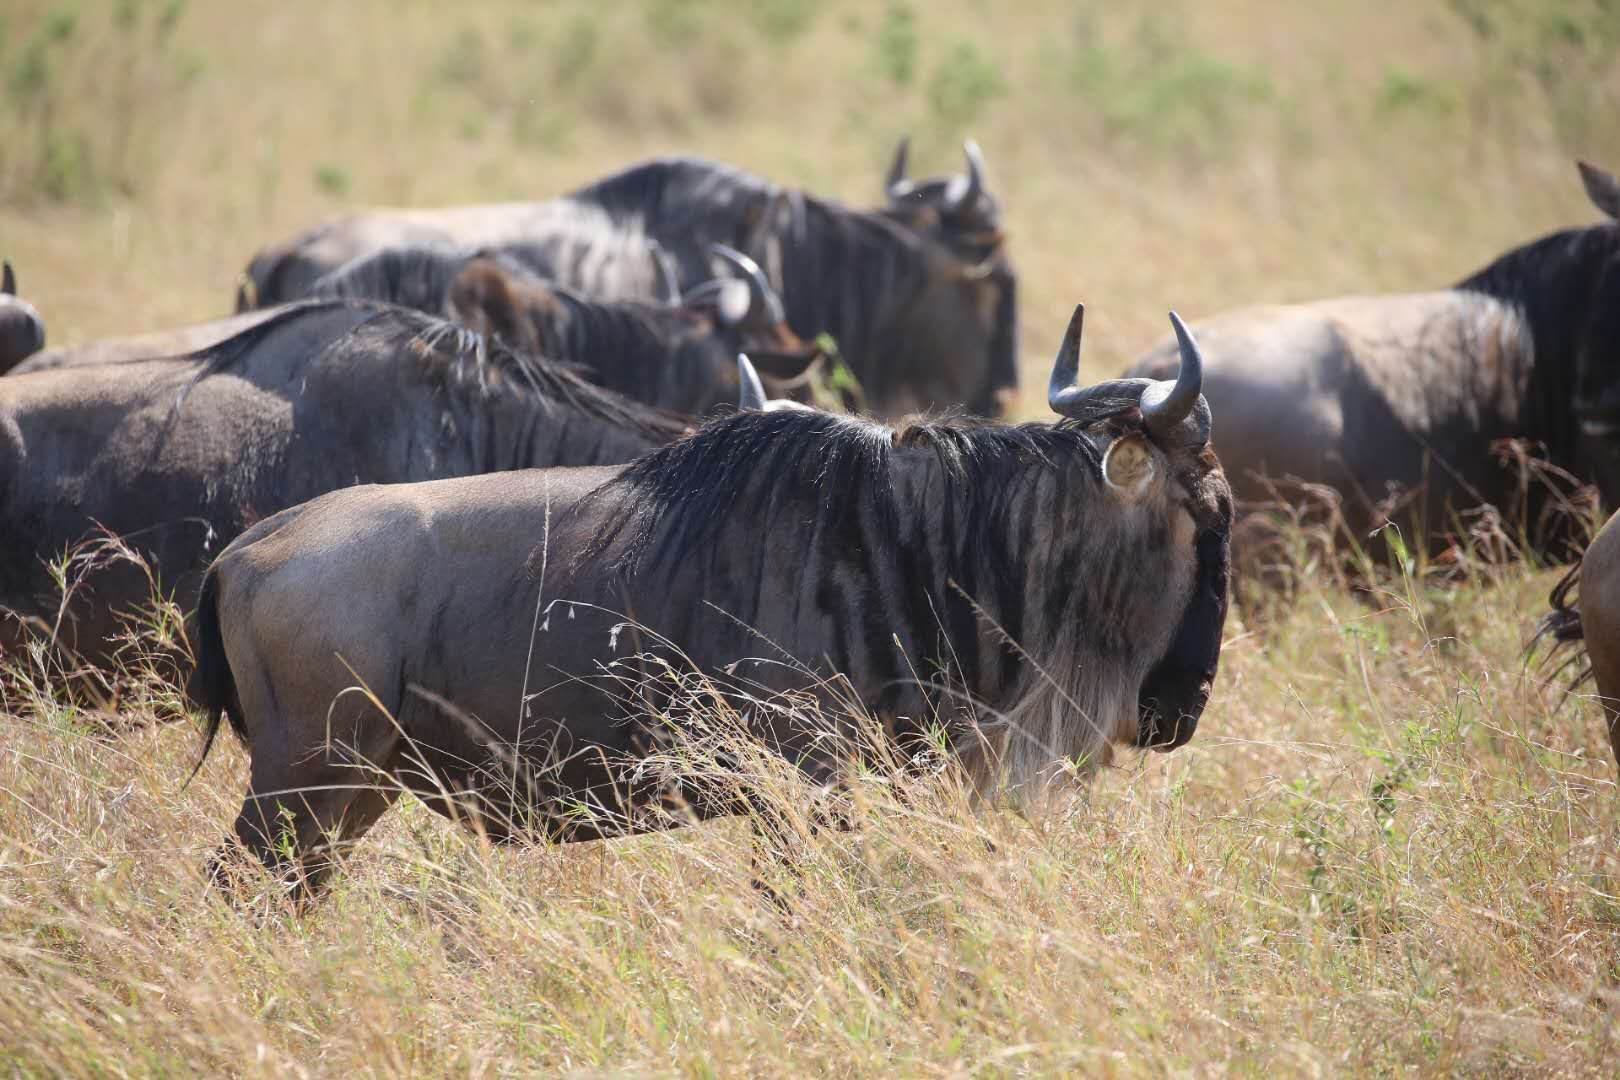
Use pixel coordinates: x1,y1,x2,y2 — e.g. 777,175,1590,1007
1103,434,1156,495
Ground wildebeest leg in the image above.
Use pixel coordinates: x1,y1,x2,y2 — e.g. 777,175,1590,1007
1588,655,1620,777
203,573,413,907
210,731,402,907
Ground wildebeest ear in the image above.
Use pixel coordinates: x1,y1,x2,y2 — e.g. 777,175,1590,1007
1580,162,1620,220
2,261,14,296
684,278,752,325
448,258,530,347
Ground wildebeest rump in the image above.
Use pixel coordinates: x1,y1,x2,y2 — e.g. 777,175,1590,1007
1126,160,1620,560
1538,508,1620,774
187,304,1231,899
307,241,818,415
238,146,1019,417
0,262,46,375
0,301,686,670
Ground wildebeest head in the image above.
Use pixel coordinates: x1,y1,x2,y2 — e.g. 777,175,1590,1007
1046,304,1229,750
1567,162,1620,503
446,245,818,415
882,138,1003,255
875,138,1018,415
576,302,1229,795
0,261,46,375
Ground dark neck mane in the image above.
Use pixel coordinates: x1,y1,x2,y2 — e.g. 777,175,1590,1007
763,196,930,388
185,300,688,444
569,409,1101,710
535,288,693,385
566,155,774,228
1454,223,1617,458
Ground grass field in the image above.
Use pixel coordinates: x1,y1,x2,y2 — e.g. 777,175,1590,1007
5,0,1620,1073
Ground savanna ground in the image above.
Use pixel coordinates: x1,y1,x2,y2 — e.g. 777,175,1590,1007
5,0,1620,1073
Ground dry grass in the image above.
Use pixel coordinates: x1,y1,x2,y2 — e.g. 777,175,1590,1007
5,0,1620,1074
4,560,1620,1074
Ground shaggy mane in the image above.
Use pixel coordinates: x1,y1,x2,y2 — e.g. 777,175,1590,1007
570,407,1101,580
180,299,688,442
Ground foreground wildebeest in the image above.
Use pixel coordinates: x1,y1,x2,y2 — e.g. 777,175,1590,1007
239,143,1019,417
311,242,818,414
1539,508,1620,772
0,301,687,671
0,262,46,375
187,305,1231,899
1126,160,1620,561
9,308,285,375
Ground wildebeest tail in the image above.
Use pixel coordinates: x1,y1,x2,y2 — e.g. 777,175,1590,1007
1530,559,1592,691
187,562,244,780
1540,560,1584,643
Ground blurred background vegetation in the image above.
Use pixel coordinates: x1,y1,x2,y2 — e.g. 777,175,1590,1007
2,0,1618,410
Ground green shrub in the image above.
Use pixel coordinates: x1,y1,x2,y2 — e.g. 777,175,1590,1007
752,0,816,46
554,14,599,87
646,0,704,47
1066,14,1272,155
0,0,196,203
313,163,351,197
432,26,485,89
873,2,918,87
927,38,1005,129
1375,65,1458,116
1449,0,1620,140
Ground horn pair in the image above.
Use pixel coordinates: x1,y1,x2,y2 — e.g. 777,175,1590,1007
1047,304,1209,446
885,138,985,214
683,244,784,328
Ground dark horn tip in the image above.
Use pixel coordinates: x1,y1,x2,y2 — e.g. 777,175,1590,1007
1046,302,1086,409
1167,311,1201,371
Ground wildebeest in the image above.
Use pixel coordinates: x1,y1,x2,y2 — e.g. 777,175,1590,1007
1126,160,1620,561
0,262,46,375
187,304,1231,899
238,144,1020,417
9,308,285,375
0,301,687,671
308,241,819,415
1539,508,1620,772
301,235,681,311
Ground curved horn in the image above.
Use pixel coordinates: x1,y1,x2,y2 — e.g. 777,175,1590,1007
708,243,785,326
736,353,768,411
2,262,14,296
649,240,681,305
1579,160,1620,220
885,136,912,199
1140,311,1204,435
1046,303,1086,412
948,139,986,215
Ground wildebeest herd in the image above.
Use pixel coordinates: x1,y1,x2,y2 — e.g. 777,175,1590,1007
2,142,1618,904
